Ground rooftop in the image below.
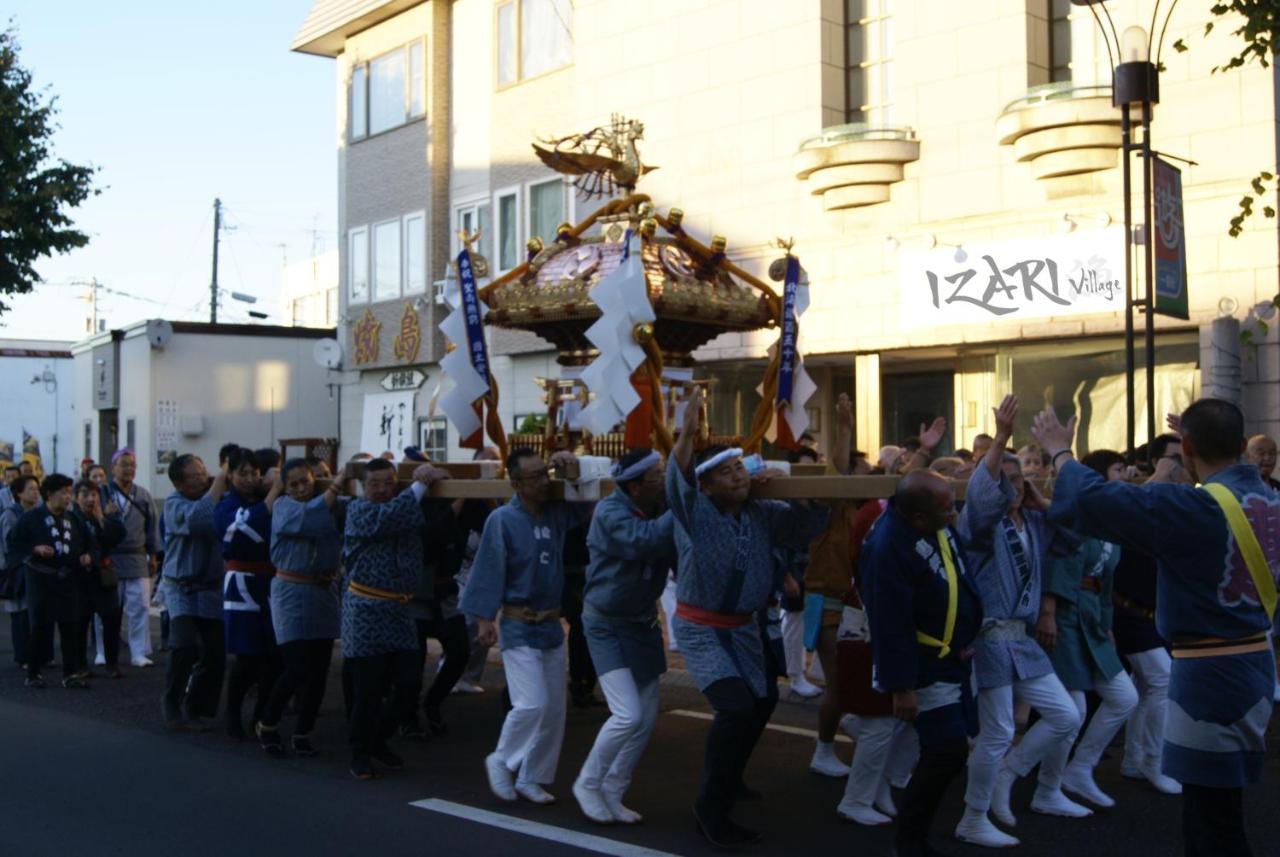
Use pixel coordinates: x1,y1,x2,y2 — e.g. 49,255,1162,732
290,0,424,57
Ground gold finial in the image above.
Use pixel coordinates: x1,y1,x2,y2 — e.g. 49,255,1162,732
639,218,658,238
774,236,795,255
555,221,574,238
637,202,655,218
710,235,727,254
667,208,684,230
632,323,654,345
526,236,545,254
458,228,483,253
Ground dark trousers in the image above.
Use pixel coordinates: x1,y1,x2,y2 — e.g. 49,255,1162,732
262,639,333,735
225,650,283,729
562,573,597,697
30,618,78,679
409,614,469,715
894,736,969,855
28,575,81,679
164,616,225,720
696,677,778,834
80,584,122,668
10,610,32,666
346,649,419,757
1184,784,1252,857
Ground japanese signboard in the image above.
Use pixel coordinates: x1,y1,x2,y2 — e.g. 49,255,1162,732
1153,157,1190,320
899,228,1126,329
360,391,415,457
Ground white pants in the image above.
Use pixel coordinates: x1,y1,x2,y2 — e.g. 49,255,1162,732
577,668,660,799
495,644,567,787
966,673,1081,811
660,575,679,652
781,608,806,679
118,577,153,659
842,715,919,807
1124,646,1172,768
1038,670,1139,788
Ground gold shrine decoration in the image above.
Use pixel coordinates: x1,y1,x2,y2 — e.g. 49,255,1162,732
352,308,381,365
392,302,422,363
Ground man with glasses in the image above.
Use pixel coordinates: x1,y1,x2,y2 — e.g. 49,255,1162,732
667,389,829,849
462,446,590,806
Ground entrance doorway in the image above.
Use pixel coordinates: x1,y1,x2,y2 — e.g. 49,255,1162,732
881,371,954,455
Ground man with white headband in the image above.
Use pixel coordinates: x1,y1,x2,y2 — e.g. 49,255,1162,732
669,389,829,849
573,448,675,825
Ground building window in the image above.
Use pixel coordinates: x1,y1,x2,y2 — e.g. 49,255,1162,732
453,200,494,267
349,40,426,141
404,212,426,294
348,227,369,303
845,0,894,125
83,422,91,460
512,413,547,434
527,178,565,245
495,187,520,272
495,0,573,87
126,418,136,452
418,417,448,462
350,66,367,139
1049,0,1072,82
373,220,402,301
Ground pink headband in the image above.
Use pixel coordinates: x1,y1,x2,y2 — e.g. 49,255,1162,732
111,448,135,465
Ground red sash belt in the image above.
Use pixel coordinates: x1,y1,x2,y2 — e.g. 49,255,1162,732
226,560,274,575
675,601,752,629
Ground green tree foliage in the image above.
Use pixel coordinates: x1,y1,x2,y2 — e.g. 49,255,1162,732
0,25,98,312
1172,2,1280,236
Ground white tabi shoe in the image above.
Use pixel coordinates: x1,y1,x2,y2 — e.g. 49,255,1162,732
130,656,154,668
451,680,485,695
1140,760,1182,795
954,810,1020,848
990,765,1019,828
836,800,893,827
484,753,517,802
810,741,851,777
1061,761,1116,808
572,778,615,824
93,654,106,666
790,674,823,698
601,791,643,825
1030,786,1093,818
874,778,898,817
515,782,557,805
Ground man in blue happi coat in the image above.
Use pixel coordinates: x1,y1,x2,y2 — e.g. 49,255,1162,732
667,388,828,849
1034,398,1280,857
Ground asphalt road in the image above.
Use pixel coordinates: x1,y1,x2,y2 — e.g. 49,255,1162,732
2,628,1277,857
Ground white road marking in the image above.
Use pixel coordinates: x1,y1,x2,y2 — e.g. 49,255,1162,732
409,798,683,857
667,708,853,744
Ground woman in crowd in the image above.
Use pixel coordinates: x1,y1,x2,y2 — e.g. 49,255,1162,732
1,475,42,670
69,479,126,678
257,458,343,756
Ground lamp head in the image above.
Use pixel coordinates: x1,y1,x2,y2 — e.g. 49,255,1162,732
1121,25,1149,63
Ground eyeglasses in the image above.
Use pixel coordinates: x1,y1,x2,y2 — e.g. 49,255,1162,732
517,467,550,483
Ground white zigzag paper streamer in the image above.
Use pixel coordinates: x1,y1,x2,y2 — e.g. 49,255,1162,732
437,273,490,439
579,232,656,437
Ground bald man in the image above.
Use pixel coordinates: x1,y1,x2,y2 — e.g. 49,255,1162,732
862,469,984,857
1244,435,1279,491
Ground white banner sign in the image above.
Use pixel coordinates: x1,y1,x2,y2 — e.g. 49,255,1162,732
899,228,1125,329
360,391,415,458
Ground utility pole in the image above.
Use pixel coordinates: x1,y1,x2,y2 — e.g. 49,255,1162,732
210,197,222,323
88,277,99,333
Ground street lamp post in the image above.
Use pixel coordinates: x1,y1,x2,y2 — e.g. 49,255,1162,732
1072,0,1179,461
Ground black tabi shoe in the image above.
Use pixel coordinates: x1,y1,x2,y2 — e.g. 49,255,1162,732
255,722,286,757
424,706,448,736
399,719,427,741
184,716,213,733
61,675,90,689
734,783,762,801
291,733,317,757
24,675,46,689
694,809,746,851
349,754,375,781
727,819,763,845
371,745,405,771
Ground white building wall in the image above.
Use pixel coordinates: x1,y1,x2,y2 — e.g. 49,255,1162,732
0,341,76,475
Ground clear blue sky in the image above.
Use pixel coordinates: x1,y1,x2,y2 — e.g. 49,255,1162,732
4,1,336,339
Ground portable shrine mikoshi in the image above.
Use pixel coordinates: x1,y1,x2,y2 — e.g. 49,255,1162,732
435,115,820,472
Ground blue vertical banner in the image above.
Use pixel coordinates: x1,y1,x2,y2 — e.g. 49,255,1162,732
457,248,491,381
776,255,800,406
1152,156,1189,320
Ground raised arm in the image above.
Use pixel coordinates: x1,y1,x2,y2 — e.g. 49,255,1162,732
672,387,704,478
901,416,948,474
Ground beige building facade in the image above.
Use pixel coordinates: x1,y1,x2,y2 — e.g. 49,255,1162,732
294,0,1279,461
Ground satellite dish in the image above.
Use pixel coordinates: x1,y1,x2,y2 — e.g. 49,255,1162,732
313,337,343,369
145,319,173,349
